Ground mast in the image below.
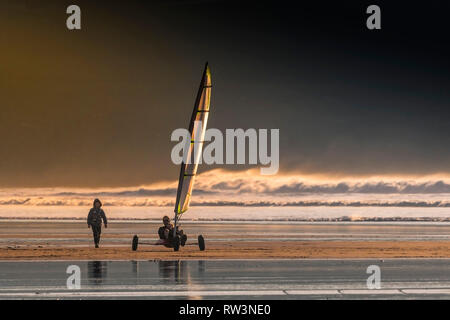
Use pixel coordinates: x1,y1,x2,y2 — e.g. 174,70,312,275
173,63,212,236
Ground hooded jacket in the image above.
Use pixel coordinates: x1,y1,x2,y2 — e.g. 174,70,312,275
87,199,108,227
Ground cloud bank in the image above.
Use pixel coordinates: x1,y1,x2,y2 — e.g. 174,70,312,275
1,169,450,208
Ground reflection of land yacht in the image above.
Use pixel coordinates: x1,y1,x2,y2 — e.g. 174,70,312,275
132,64,210,252
158,260,189,284
157,260,206,299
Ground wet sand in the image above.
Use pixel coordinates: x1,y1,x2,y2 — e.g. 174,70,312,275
0,220,449,260
1,259,450,299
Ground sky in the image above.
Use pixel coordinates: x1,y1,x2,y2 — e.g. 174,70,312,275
1,0,449,188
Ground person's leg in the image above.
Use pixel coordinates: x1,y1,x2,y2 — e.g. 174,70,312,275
92,225,101,247
177,228,187,246
179,230,187,246
96,225,102,247
92,226,98,246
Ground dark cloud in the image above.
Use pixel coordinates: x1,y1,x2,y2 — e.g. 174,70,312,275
48,179,450,197
191,200,450,208
0,198,31,205
2,198,449,208
221,179,450,195
0,1,449,187
2,175,450,207
53,187,213,197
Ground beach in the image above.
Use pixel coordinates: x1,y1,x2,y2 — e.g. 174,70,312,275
1,220,449,260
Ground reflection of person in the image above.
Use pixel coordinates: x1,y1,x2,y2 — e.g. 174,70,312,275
87,199,108,248
157,216,187,246
88,261,107,285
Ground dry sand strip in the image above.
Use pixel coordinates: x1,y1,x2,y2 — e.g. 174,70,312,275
1,241,450,260
2,222,450,260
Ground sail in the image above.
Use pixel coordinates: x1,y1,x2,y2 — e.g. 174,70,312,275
174,63,212,218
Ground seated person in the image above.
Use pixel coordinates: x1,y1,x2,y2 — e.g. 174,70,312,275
158,216,187,246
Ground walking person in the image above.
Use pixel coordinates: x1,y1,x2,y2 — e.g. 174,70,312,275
87,198,108,248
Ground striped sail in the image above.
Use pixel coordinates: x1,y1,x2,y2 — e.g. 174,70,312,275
174,63,212,218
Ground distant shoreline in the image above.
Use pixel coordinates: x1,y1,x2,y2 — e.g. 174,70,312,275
0,217,450,224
